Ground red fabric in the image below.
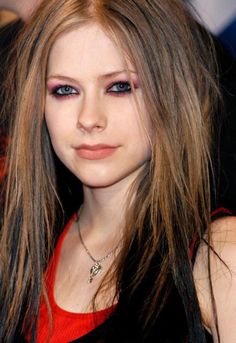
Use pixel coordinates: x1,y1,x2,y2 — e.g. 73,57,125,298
36,214,114,343
211,207,232,217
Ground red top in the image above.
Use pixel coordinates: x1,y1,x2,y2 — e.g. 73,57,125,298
36,215,114,343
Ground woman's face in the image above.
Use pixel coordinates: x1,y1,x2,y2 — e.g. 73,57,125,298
45,23,151,189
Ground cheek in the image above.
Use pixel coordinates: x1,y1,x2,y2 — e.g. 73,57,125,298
142,137,152,162
44,102,74,141
124,108,152,151
45,95,78,128
137,120,152,160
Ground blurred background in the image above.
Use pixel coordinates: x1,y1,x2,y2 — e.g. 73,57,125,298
1,1,235,54
0,10,16,26
187,0,236,58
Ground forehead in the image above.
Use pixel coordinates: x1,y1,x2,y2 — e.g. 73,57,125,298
47,23,133,77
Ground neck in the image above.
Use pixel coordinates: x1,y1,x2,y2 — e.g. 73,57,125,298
80,176,137,240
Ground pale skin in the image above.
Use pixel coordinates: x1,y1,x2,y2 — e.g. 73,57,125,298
194,216,236,343
45,23,151,313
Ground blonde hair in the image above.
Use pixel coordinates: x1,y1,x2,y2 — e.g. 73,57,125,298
0,0,218,341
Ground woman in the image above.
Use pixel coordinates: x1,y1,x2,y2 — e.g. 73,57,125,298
0,0,221,342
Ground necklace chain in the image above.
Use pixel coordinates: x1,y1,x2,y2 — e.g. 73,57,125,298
77,207,119,283
78,223,119,263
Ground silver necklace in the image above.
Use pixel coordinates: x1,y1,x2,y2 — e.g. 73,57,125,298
77,221,119,284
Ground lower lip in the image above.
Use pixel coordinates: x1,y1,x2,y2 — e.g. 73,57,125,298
75,147,117,160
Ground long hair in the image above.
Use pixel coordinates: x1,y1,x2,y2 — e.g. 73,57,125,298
0,0,218,341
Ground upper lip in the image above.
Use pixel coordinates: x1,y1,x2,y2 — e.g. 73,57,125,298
76,144,118,151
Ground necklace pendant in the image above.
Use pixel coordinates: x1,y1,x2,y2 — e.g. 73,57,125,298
88,262,102,283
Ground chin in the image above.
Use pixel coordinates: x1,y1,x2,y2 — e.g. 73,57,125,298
68,164,145,190
79,176,121,189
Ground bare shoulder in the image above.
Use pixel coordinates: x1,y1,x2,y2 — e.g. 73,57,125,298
210,215,236,245
193,216,236,342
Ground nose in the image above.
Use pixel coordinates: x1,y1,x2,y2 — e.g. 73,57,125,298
77,93,107,133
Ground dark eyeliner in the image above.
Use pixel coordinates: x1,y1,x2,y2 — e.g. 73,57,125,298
107,81,132,94
50,85,78,97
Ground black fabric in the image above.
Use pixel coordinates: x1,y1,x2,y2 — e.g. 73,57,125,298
14,233,211,343
68,255,209,343
69,230,207,343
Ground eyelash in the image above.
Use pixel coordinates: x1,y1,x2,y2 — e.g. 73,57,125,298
107,81,132,95
49,81,134,98
50,85,78,98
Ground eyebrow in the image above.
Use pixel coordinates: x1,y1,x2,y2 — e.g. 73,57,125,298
99,70,137,79
47,70,137,82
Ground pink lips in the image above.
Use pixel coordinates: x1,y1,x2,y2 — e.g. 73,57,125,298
75,144,118,160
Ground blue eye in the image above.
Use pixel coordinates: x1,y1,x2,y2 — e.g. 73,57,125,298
52,85,78,97
108,82,131,94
